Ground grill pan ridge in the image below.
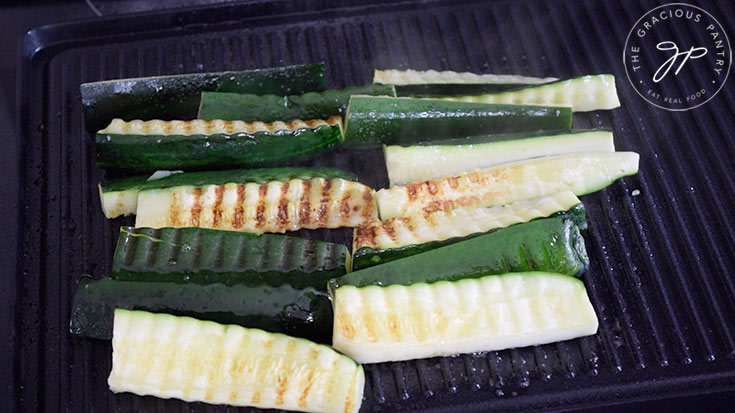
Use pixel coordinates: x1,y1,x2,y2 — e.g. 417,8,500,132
6,0,735,411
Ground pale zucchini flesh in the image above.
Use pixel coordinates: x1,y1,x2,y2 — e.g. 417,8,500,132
385,130,615,186
99,116,342,136
354,191,582,250
373,69,557,85
109,309,364,413
98,167,356,219
377,152,639,220
435,74,620,112
135,177,378,233
331,272,599,364
99,184,138,218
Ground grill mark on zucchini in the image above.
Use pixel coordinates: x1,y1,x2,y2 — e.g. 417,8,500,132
339,193,352,216
377,153,639,220
169,190,181,226
255,184,268,229
136,178,377,232
361,188,374,219
299,370,316,408
277,182,290,227
233,184,246,229
213,186,224,227
299,180,312,226
319,179,332,226
446,176,459,189
190,188,202,226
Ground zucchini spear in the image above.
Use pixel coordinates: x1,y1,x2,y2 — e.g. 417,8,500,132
384,129,615,186
99,166,357,219
96,116,344,173
109,309,364,412
112,226,349,289
353,192,586,270
377,152,639,220
343,96,571,148
82,62,326,132
332,272,598,364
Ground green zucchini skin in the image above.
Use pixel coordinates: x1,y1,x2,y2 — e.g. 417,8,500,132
437,74,620,112
82,63,326,132
111,227,349,289
69,276,333,343
398,128,604,146
394,83,537,97
343,96,572,148
352,205,587,270
99,166,357,193
96,120,344,173
333,217,588,289
197,84,396,122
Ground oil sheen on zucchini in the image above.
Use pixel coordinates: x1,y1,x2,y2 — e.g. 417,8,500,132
377,152,640,220
112,226,349,289
343,96,572,148
109,309,364,413
134,177,377,233
96,116,344,173
197,84,396,122
82,63,326,132
374,68,558,97
99,166,356,218
331,272,598,363
335,217,588,289
435,74,620,112
70,276,333,343
384,129,615,186
352,192,585,270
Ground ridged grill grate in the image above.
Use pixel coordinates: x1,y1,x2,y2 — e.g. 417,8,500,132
8,0,735,411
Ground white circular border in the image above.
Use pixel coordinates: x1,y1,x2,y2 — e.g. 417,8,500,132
622,2,732,111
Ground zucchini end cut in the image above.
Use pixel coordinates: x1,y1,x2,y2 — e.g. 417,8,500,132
99,183,137,219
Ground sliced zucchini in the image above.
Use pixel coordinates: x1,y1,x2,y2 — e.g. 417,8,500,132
99,166,356,219
82,63,326,132
112,226,349,289
374,69,557,98
343,96,572,148
331,272,598,364
377,152,639,220
197,84,396,122
435,74,620,112
385,129,615,186
352,192,585,270
373,68,557,84
336,217,588,288
134,177,377,233
70,276,333,343
108,309,364,412
96,116,344,173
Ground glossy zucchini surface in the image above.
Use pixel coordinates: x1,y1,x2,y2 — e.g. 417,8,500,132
109,309,364,412
96,117,344,173
82,63,326,131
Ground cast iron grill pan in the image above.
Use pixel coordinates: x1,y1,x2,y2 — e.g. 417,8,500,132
8,0,735,411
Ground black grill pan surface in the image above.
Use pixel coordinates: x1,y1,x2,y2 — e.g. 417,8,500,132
6,0,735,411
